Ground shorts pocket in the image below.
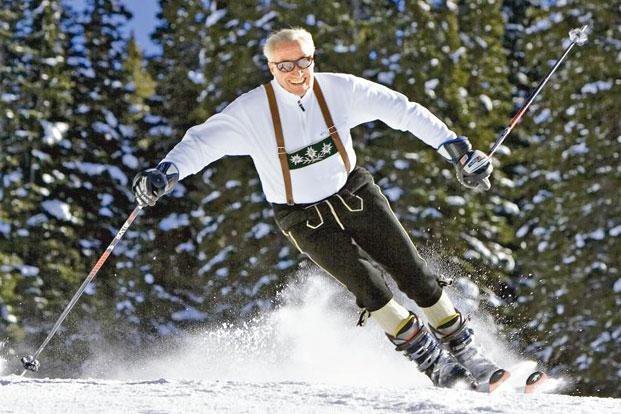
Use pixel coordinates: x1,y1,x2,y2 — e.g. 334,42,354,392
336,190,364,212
304,204,325,229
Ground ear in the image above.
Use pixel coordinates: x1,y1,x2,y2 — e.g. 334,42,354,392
268,63,276,77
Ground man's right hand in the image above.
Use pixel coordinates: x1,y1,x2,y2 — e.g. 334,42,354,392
132,162,179,207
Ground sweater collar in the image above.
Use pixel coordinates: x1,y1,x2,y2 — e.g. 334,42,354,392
271,75,316,108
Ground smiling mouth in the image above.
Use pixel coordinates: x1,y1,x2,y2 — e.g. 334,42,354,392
289,78,306,85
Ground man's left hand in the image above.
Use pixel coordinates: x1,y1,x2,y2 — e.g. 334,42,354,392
438,136,493,191
455,149,492,191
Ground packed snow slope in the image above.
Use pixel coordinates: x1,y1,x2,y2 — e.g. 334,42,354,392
1,274,620,413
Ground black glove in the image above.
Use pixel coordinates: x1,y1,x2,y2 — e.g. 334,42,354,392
438,137,492,191
132,162,179,206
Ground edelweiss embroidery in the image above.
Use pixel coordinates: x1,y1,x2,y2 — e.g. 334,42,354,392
288,136,338,169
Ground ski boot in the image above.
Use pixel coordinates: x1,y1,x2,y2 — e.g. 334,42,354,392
387,313,477,388
432,312,509,392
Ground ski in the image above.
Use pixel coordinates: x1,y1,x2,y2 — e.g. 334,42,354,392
524,371,548,394
487,368,511,393
471,366,549,394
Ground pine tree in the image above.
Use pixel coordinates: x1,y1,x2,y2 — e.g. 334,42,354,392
124,35,156,124
339,1,518,310
143,0,285,327
0,1,31,345
0,0,78,356
506,0,620,397
44,0,152,367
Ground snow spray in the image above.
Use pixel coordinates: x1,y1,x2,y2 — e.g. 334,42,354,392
0,340,6,375
87,268,428,387
78,264,567,392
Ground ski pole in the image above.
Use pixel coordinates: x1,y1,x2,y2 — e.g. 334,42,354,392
19,205,143,376
463,25,590,175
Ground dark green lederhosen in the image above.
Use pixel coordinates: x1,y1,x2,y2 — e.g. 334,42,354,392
272,166,443,312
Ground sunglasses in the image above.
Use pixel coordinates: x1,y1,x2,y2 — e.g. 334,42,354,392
271,56,314,73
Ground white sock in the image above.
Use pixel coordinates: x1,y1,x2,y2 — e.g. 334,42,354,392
421,290,459,329
371,298,411,336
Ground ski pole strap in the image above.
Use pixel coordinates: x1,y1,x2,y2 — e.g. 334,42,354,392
312,80,351,174
264,82,294,205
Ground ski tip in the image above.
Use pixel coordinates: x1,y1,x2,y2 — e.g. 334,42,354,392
525,371,548,394
488,369,511,393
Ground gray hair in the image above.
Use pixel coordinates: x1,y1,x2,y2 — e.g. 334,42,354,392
263,28,315,61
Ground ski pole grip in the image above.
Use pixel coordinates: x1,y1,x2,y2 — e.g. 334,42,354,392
481,177,491,191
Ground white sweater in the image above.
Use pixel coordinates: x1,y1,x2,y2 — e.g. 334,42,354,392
162,72,456,204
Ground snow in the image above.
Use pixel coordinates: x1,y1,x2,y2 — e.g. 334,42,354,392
159,213,190,231
589,229,605,240
205,8,227,27
0,220,10,236
175,241,195,253
63,162,128,186
424,78,439,97
546,170,562,182
3,170,22,186
382,187,403,201
533,108,551,124
104,110,118,128
461,234,514,271
18,265,39,277
480,94,493,111
171,307,209,321
248,222,271,239
420,207,442,219
41,120,69,145
515,223,530,239
1,93,18,102
450,47,466,63
3,377,619,414
446,196,466,206
526,13,563,36
377,71,395,85
533,190,552,204
580,81,613,94
93,121,120,140
225,180,240,189
41,199,77,222
1,275,619,412
254,11,277,27
122,154,139,169
393,159,409,170
187,70,206,84
199,246,234,275
562,142,589,159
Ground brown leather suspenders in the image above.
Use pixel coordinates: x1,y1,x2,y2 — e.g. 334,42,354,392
264,80,351,205
313,81,351,173
264,82,294,205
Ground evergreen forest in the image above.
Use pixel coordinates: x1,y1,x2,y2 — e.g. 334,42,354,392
0,0,619,397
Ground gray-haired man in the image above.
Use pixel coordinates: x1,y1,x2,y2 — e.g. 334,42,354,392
133,28,504,390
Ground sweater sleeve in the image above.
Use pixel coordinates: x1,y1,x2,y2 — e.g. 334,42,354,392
160,102,250,180
347,75,456,148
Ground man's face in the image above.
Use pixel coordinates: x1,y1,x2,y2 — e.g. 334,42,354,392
269,40,314,97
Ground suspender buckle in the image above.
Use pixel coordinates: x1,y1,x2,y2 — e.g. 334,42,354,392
327,125,337,134
277,146,287,155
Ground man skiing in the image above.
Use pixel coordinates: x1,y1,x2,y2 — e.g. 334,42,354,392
132,28,505,390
